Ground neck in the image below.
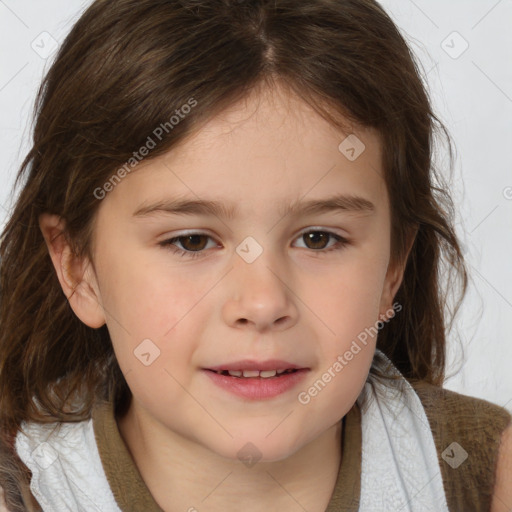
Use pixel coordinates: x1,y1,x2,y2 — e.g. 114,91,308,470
117,400,343,512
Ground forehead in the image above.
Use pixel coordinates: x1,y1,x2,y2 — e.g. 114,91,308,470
99,82,387,219
173,82,382,166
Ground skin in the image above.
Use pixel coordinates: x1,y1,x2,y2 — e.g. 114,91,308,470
40,81,411,512
491,423,512,511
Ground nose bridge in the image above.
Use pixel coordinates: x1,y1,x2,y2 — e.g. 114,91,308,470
223,234,298,330
235,234,286,303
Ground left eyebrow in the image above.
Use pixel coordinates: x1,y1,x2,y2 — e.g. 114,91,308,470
283,194,375,218
132,193,376,220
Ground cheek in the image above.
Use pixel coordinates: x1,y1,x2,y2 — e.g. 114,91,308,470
295,342,373,444
96,250,212,382
304,241,390,413
98,242,205,331
305,251,388,347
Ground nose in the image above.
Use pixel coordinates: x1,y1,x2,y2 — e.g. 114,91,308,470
222,250,299,333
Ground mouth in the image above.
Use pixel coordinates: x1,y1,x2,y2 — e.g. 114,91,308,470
206,368,300,379
202,360,310,400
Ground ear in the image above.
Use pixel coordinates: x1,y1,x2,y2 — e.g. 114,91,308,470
39,213,106,328
379,225,418,319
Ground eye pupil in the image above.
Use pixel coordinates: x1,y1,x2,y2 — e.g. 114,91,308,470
304,232,328,249
181,235,207,251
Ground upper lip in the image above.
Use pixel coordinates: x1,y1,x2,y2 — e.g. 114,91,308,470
205,359,307,371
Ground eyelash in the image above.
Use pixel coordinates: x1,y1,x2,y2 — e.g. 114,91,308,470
158,230,350,260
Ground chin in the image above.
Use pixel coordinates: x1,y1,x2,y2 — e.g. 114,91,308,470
205,431,307,465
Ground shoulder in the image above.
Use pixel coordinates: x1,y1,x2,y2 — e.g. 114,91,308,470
491,422,512,512
407,380,512,512
408,379,511,437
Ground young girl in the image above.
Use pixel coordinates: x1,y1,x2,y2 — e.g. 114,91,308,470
1,0,511,511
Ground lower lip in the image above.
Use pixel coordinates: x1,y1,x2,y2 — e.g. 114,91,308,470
203,369,310,400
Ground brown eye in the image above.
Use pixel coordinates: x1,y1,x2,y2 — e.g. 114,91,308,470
159,232,218,259
302,231,331,250
293,230,349,254
177,234,209,251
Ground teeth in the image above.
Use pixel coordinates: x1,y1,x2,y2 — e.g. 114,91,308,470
242,370,261,378
217,369,296,378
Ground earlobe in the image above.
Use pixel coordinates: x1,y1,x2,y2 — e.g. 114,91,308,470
38,213,106,329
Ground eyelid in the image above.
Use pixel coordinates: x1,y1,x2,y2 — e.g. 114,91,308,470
295,225,347,238
159,226,347,244
292,227,349,250
159,227,350,259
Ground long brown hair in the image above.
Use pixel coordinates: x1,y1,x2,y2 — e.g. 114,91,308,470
0,0,467,509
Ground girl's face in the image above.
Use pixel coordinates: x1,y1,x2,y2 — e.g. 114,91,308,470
84,83,404,461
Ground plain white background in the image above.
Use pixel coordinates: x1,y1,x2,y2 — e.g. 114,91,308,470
0,0,511,411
